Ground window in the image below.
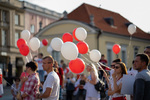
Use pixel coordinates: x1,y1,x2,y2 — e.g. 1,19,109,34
134,47,139,58
121,45,127,64
2,10,7,22
1,30,6,46
106,43,113,66
30,25,35,34
52,51,60,64
15,32,19,47
15,14,19,25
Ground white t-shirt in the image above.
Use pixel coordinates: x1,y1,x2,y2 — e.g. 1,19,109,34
42,71,60,100
127,68,138,77
36,58,43,70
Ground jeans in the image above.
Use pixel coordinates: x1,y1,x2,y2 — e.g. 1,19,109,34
59,85,63,100
38,70,44,82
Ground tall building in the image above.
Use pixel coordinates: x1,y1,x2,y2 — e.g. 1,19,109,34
0,0,62,80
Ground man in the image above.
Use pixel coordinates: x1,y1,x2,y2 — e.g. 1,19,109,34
144,45,150,69
37,55,60,100
36,53,45,84
21,61,40,100
133,53,150,100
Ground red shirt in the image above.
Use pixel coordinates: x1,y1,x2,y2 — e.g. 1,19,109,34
56,68,64,86
20,72,29,91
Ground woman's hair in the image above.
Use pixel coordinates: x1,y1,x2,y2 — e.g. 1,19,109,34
116,62,128,75
87,63,99,79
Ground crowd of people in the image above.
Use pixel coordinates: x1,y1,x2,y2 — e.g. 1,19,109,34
10,45,150,100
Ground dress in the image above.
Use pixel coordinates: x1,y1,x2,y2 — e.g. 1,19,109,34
84,75,100,100
43,71,60,100
133,69,150,100
23,73,40,100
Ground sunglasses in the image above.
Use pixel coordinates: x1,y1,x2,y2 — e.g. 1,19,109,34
111,65,115,67
114,66,120,69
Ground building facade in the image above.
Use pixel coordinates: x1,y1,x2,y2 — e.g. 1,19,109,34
36,3,150,69
0,0,62,80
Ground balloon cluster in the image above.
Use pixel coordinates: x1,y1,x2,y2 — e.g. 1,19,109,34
49,27,102,74
17,30,41,57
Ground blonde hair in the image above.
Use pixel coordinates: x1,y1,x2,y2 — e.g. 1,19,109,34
88,63,99,79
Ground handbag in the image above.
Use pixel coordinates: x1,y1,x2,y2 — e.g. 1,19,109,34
94,79,105,92
94,79,106,98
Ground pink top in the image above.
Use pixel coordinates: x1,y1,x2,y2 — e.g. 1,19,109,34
20,72,29,91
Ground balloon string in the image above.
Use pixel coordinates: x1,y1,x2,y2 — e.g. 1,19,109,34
26,56,29,63
81,54,92,64
29,52,33,60
127,35,132,61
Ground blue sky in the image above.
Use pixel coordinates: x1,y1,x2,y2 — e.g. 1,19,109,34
24,0,150,33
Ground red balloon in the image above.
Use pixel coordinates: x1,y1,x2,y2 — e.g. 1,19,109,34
77,41,89,54
112,44,121,54
62,33,73,43
73,28,80,41
17,38,26,48
69,58,85,74
42,39,48,46
19,44,30,56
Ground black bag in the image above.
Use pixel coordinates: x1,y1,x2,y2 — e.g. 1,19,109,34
94,79,106,98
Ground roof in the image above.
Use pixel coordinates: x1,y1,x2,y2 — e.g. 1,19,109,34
67,3,150,40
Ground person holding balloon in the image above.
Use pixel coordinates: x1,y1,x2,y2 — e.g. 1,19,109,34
84,63,100,100
21,61,40,100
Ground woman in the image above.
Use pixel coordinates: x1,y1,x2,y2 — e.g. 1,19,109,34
84,63,100,100
108,62,127,100
21,61,40,100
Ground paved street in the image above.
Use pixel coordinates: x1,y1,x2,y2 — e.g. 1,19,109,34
0,86,12,100
0,86,83,100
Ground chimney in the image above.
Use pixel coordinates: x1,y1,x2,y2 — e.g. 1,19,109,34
39,21,42,31
63,11,68,19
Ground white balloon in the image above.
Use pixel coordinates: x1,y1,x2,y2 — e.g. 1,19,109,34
50,37,63,51
128,24,136,35
61,42,78,60
29,37,40,51
75,27,87,41
89,49,101,62
47,46,53,54
40,41,43,48
21,30,31,41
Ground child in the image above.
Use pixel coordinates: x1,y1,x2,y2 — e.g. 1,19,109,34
11,77,21,100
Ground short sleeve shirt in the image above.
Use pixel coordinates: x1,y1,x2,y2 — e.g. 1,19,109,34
43,71,60,100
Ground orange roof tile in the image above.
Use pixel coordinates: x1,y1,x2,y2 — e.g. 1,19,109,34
67,3,150,40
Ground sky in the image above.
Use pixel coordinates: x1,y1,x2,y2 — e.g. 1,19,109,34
24,0,150,33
